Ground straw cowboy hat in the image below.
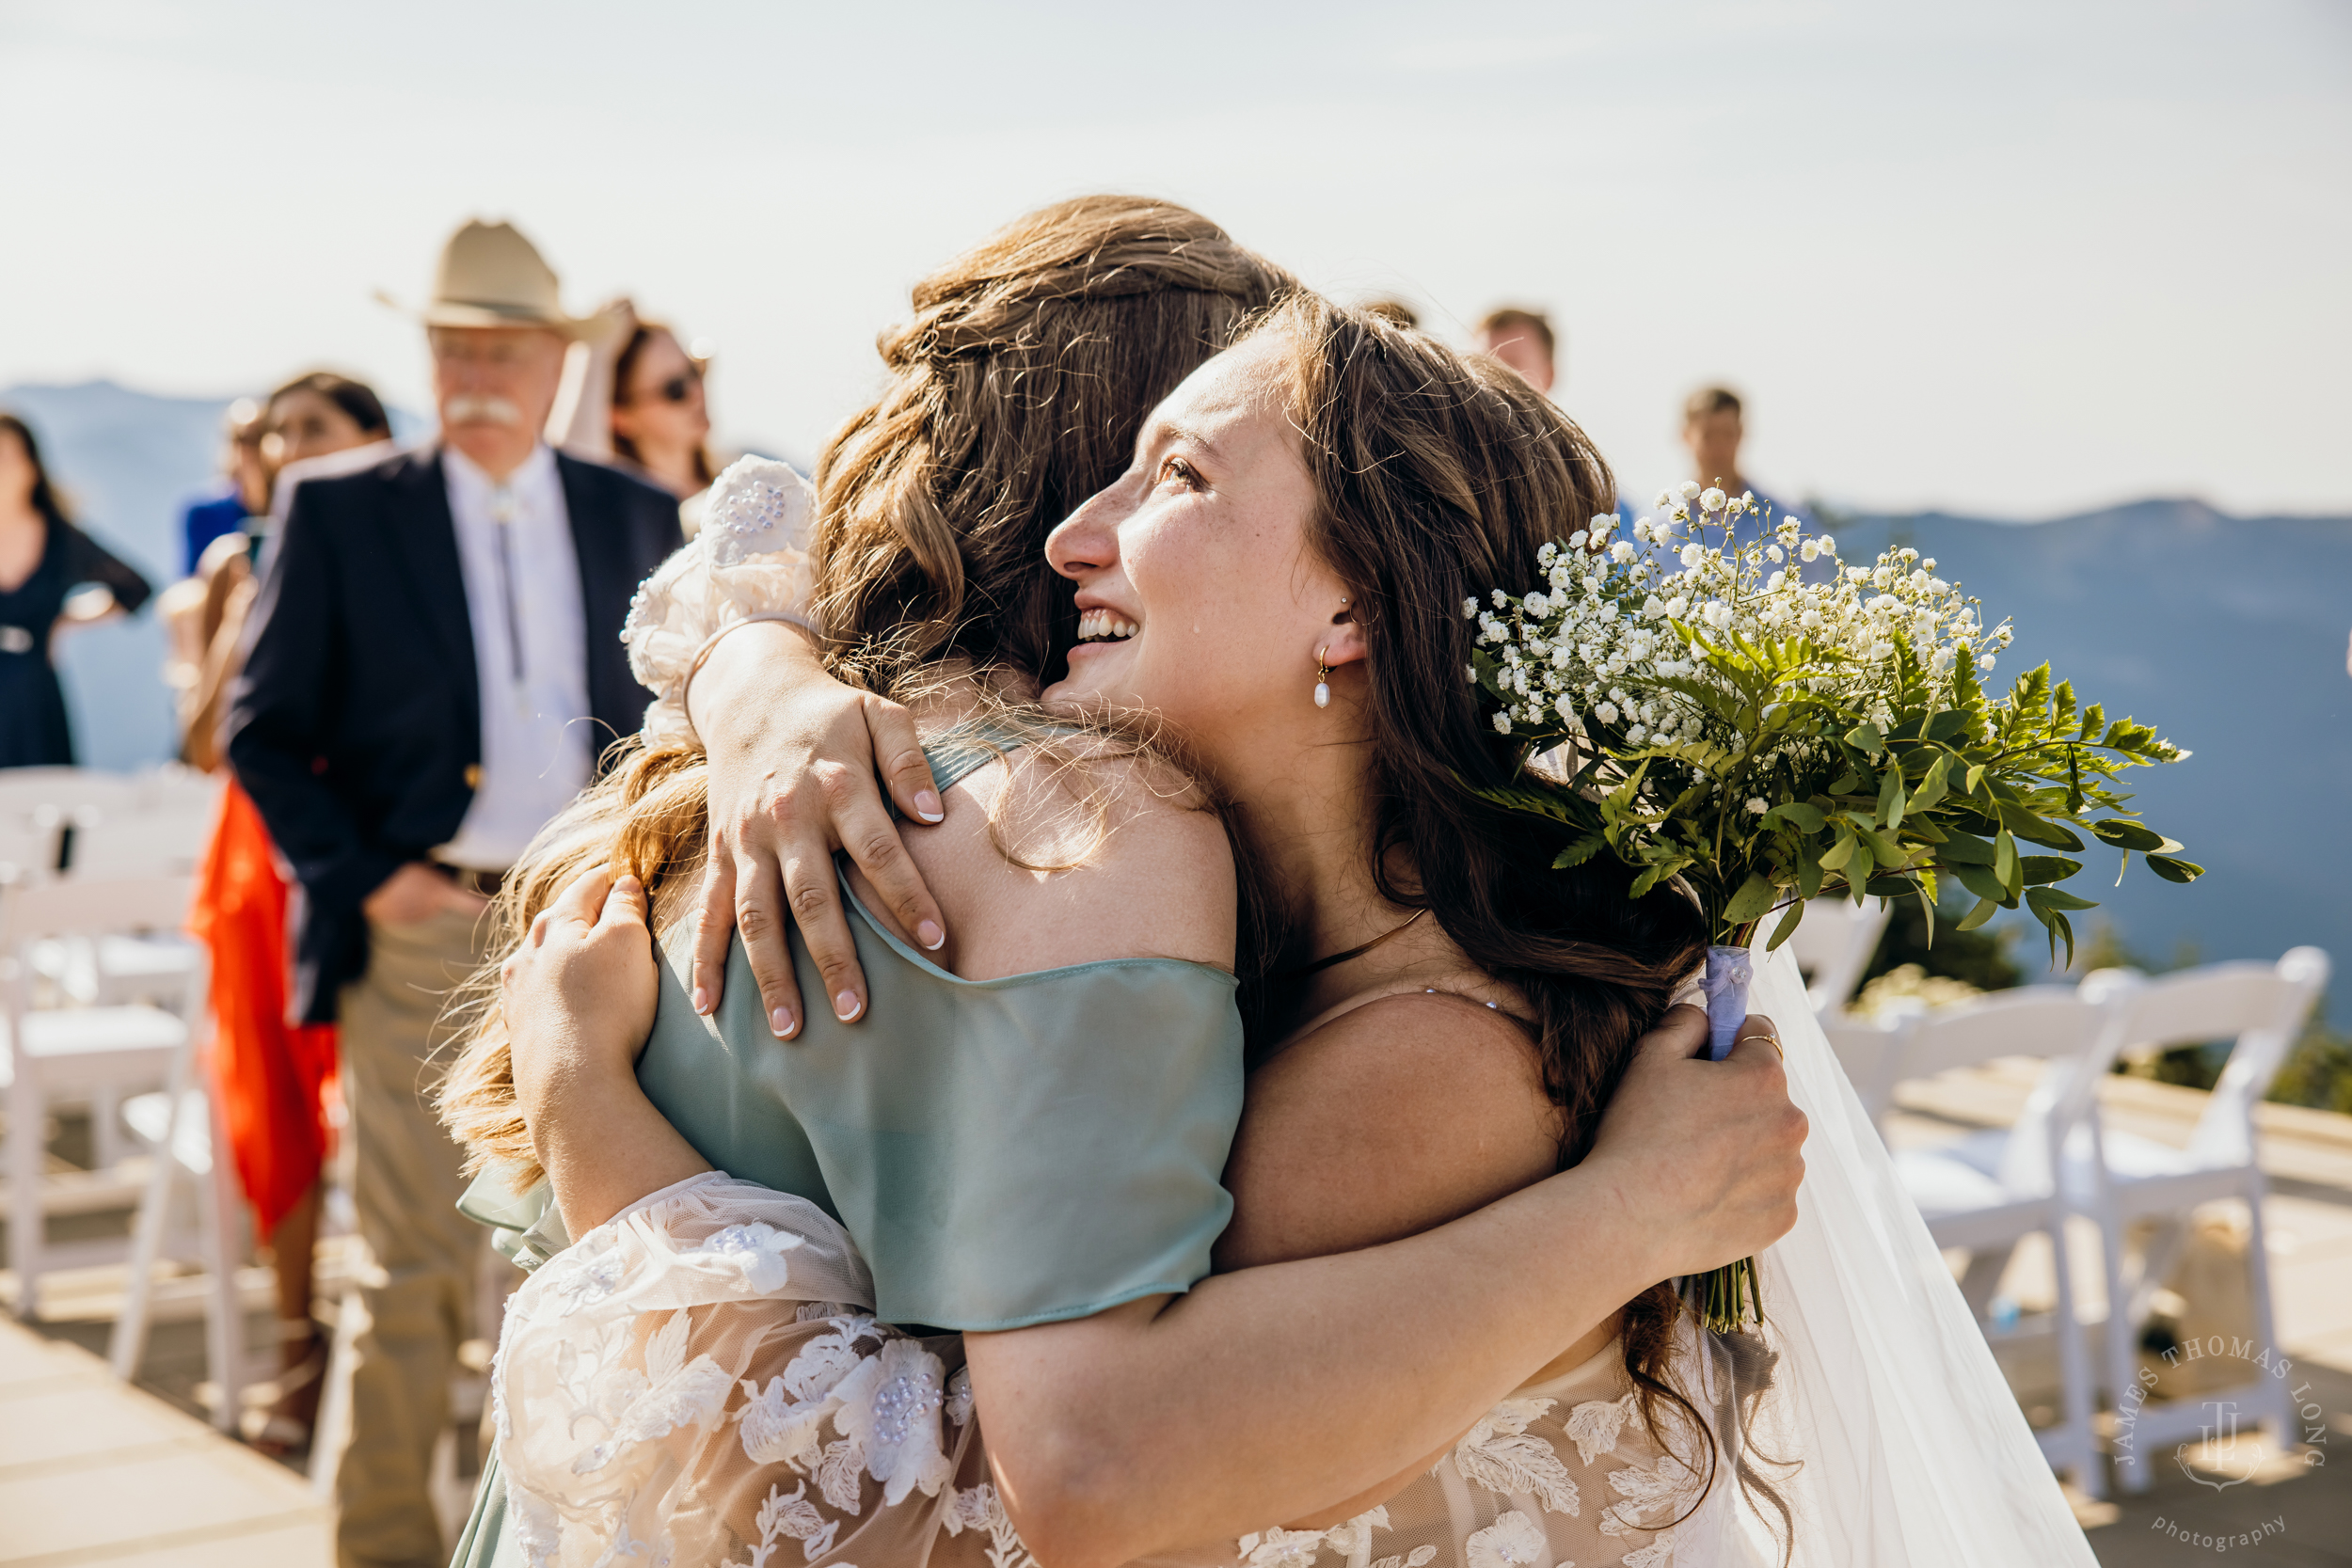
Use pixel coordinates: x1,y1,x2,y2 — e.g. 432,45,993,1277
379,218,584,335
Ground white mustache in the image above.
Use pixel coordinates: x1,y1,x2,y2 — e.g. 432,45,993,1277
444,394,523,427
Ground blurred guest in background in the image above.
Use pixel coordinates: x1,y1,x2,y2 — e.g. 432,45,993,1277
1474,304,1556,395
181,399,272,574
611,319,715,500
1361,295,1421,328
228,218,680,1568
167,372,392,770
0,413,154,767
549,299,721,532
1682,384,1796,547
171,370,390,1460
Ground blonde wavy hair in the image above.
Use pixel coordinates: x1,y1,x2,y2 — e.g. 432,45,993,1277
437,197,1289,1183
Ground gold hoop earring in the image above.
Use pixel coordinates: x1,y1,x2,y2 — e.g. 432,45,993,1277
1313,647,1332,709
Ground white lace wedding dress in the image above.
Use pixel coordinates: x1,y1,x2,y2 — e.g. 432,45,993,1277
524,456,2098,1568
493,1170,1745,1568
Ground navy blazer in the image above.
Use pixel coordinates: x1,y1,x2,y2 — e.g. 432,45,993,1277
227,446,683,1022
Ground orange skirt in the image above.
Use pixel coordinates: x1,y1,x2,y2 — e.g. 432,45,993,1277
188,779,338,1236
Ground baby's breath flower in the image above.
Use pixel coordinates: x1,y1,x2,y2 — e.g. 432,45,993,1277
1700,486,1727,513
1610,540,1636,562
1596,701,1620,724
1462,596,1479,617
1766,545,1784,563
1492,711,1513,735
1491,589,1508,608
1679,543,1705,569
1680,481,1701,499
1569,530,1589,549
1745,798,1768,815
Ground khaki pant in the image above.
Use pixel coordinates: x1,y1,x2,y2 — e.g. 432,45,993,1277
333,909,493,1568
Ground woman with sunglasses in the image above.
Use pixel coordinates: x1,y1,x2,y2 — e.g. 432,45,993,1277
611,320,718,503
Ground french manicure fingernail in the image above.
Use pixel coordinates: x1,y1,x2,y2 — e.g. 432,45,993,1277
692,987,712,1015
917,920,945,950
834,990,863,1022
771,1006,797,1038
914,791,944,823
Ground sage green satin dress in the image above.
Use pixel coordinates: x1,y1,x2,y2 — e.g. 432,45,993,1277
447,726,1245,1567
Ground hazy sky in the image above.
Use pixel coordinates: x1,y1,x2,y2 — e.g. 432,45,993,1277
5,0,2347,517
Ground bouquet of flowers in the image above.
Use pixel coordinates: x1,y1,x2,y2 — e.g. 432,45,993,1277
1469,483,2201,1329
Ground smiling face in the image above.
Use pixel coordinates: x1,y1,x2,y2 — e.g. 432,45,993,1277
1041,333,1361,773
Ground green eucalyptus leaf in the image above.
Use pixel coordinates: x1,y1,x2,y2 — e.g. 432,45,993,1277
1997,801,2086,850
1877,768,1908,831
1766,801,1826,833
2019,854,2084,886
1767,898,1805,951
1994,828,2021,895
1819,828,1859,872
2088,819,2173,853
1924,709,1971,743
1911,752,1952,813
1938,830,1997,866
1854,823,1907,868
1724,872,1778,927
1829,770,1866,796
1796,852,1824,899
1956,895,2000,932
2026,886,2100,913
1949,861,2010,905
2146,854,2205,883
1846,722,1885,755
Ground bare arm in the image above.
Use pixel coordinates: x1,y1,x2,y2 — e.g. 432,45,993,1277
965,1004,1801,1568
684,621,945,1036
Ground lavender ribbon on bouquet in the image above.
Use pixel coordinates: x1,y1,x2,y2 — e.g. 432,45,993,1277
1701,945,1754,1061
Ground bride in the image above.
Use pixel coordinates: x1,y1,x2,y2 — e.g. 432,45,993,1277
443,288,1816,1566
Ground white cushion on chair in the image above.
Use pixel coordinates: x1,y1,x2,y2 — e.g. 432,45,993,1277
1894,1147,2013,1217
17,1004,187,1061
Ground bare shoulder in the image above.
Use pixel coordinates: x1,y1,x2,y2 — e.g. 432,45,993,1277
905,736,1236,980
1216,991,1562,1270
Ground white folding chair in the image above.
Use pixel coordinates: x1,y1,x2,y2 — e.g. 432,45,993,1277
1882,982,2126,1497
1,876,202,1320
2066,947,2329,1492
108,1076,248,1432
1787,895,1891,1021
55,780,219,1015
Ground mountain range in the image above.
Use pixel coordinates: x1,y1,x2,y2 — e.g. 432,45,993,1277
7,380,2345,1019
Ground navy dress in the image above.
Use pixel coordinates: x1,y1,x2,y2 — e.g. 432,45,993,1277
0,519,154,767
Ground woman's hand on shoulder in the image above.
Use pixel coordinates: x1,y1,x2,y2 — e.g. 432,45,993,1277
1582,1006,1805,1280
503,865,662,1132
1216,990,1559,1271
686,622,947,1037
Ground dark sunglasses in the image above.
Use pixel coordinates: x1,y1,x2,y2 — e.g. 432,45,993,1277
623,369,702,407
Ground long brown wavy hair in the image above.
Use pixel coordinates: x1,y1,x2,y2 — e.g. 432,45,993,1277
438,197,1289,1178
1248,293,1787,1545
811,194,1294,689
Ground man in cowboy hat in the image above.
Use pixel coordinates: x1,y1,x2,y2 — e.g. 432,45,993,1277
228,218,681,1568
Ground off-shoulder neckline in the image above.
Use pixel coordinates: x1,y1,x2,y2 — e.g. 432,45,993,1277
834,876,1238,993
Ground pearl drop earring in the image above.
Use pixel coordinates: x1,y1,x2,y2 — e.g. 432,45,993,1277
1313,647,1331,709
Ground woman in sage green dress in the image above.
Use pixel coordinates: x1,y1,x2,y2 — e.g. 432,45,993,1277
440,293,1811,1568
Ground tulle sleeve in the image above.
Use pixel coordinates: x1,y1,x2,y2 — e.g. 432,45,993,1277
622,456,817,751
490,1169,1036,1568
